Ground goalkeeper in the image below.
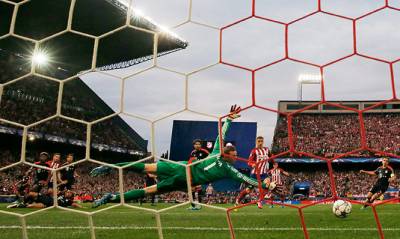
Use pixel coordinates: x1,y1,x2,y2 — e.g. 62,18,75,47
91,105,272,208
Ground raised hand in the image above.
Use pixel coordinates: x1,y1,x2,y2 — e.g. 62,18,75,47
228,104,241,120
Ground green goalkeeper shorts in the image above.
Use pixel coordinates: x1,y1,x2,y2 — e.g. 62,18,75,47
156,161,188,193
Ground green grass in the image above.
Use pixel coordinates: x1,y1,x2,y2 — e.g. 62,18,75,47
0,203,399,239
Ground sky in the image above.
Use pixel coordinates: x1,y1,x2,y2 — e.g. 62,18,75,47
80,0,400,157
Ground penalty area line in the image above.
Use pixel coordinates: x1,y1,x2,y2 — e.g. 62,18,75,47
0,226,399,231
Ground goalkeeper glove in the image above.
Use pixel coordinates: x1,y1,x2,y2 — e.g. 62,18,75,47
262,178,277,191
89,165,112,177
228,105,241,119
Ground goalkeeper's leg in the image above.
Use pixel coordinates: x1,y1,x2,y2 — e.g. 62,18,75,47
92,185,157,208
93,175,186,208
112,185,157,202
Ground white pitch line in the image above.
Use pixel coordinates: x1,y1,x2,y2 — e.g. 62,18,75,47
0,226,399,231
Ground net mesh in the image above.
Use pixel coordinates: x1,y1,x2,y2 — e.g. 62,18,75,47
0,0,399,239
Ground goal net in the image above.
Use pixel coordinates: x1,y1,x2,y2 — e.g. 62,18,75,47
0,0,399,239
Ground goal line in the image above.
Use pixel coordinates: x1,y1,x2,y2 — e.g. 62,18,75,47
1,225,399,231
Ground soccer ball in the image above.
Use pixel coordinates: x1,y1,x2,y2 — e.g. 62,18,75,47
332,200,352,218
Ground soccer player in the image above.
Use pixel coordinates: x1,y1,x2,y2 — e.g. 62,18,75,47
188,139,210,210
235,184,254,205
59,154,79,191
6,175,31,208
24,190,54,208
8,153,50,208
90,105,273,208
25,189,81,208
190,139,210,161
360,157,396,209
58,190,81,208
47,153,62,188
236,136,271,209
139,173,157,206
205,183,214,204
29,152,51,192
266,162,290,208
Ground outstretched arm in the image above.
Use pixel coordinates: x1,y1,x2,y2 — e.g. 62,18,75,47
211,105,241,155
211,118,232,156
223,161,269,189
360,170,377,176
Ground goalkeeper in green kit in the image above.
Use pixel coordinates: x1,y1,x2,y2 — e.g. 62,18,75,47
91,105,272,208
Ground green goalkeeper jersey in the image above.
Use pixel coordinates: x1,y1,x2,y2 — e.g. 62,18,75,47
189,119,266,188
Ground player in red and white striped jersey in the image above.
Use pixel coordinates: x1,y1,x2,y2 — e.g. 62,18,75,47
236,136,272,209
47,153,62,188
266,162,290,208
248,140,270,176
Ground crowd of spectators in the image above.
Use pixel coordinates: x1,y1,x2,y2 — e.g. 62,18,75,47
364,113,400,154
272,113,400,157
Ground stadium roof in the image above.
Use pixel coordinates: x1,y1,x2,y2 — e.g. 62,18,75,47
0,0,188,77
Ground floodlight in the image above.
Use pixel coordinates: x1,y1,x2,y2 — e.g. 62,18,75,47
31,51,49,66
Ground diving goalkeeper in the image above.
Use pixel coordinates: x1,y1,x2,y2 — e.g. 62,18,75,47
90,105,272,208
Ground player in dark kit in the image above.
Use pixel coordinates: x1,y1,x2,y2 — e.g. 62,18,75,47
6,175,31,208
24,189,81,208
14,176,30,198
30,152,51,192
59,154,79,191
188,139,210,210
57,190,80,208
190,139,210,161
139,173,157,206
360,157,396,209
8,152,50,208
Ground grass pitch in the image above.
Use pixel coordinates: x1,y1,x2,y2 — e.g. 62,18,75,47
0,203,399,239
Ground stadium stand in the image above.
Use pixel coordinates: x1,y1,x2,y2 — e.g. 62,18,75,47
272,101,400,157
